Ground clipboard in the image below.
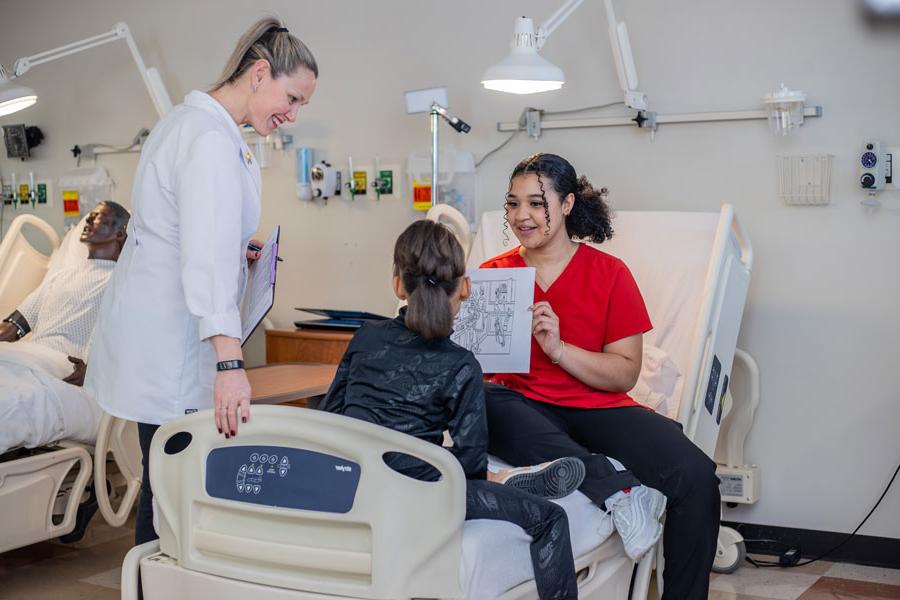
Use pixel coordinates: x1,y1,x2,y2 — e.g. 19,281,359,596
293,308,389,331
240,225,280,345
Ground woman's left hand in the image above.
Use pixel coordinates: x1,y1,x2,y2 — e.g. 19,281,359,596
246,238,263,266
531,301,563,362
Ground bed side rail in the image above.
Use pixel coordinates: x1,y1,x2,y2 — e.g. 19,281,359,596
0,446,91,552
151,406,466,600
0,214,60,317
678,204,753,456
94,414,142,527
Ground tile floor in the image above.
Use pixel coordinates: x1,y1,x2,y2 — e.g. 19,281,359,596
1,518,898,599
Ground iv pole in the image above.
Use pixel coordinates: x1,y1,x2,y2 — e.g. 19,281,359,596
429,102,471,207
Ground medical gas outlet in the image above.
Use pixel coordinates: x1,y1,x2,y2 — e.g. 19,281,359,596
373,170,393,198
860,141,890,190
310,161,341,200
1,173,49,207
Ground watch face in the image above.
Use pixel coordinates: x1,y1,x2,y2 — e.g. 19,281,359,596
861,152,878,168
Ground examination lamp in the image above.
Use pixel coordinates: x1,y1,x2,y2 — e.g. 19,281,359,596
0,83,37,117
0,22,172,119
482,0,648,110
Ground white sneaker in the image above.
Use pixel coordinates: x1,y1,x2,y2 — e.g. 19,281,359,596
498,457,586,500
608,485,667,561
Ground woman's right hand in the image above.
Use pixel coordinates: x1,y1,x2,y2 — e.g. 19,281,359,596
214,369,251,438
531,301,564,362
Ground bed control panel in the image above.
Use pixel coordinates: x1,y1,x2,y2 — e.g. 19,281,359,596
205,445,360,513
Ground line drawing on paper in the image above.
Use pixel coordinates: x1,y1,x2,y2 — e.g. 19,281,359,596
451,278,517,355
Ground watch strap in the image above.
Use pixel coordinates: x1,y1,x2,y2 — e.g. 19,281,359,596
216,359,245,372
4,310,30,339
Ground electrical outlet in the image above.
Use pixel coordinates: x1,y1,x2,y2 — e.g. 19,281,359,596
37,183,48,204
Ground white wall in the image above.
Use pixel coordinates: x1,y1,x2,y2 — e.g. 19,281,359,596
2,0,898,539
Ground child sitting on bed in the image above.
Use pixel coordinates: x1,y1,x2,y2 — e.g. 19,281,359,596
321,220,582,600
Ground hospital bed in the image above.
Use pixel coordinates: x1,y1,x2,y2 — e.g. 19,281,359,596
0,212,144,552
0,210,343,554
123,203,755,600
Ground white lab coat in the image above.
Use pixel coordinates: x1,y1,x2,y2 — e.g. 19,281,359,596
86,91,261,425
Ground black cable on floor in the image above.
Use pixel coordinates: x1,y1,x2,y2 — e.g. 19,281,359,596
746,460,900,568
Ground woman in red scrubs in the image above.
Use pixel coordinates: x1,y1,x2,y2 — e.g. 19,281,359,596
481,153,720,600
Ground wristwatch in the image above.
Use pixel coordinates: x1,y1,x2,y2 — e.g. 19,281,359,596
3,310,30,339
216,360,245,372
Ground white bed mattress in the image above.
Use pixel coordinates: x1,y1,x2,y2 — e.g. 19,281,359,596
0,341,102,454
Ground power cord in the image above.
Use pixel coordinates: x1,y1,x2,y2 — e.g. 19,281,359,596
745,460,900,568
542,101,624,116
475,102,627,168
476,128,521,168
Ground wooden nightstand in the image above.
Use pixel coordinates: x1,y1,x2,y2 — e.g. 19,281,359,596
248,362,338,408
265,328,353,365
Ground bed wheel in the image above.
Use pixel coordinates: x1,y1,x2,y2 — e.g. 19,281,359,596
712,539,746,574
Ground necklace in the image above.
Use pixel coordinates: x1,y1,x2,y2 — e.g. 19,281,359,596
529,243,578,291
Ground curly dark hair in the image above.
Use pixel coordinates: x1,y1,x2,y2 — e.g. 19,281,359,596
506,153,613,244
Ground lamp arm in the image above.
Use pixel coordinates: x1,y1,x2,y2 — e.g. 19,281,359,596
533,0,647,110
537,0,584,48
10,22,172,118
602,0,647,110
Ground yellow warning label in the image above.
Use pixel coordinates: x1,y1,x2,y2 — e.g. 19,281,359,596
18,184,29,202
413,179,432,211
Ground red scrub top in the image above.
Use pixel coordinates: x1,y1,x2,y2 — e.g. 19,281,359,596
481,243,652,409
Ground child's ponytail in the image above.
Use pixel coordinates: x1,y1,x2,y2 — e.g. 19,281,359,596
394,220,466,340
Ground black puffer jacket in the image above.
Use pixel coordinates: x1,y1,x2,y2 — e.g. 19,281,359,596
320,307,487,480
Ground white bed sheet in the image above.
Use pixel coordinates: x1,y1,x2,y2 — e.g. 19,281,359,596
461,490,614,600
459,456,625,599
0,341,102,454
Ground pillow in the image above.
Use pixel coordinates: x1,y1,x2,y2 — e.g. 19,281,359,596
630,344,681,419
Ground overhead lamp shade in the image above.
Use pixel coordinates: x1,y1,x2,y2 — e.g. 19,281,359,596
0,83,38,117
481,17,565,95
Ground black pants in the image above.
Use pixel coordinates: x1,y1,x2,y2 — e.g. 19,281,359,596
484,383,720,600
466,479,577,600
136,422,159,546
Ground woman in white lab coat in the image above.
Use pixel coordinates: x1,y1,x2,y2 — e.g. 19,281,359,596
86,18,317,545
